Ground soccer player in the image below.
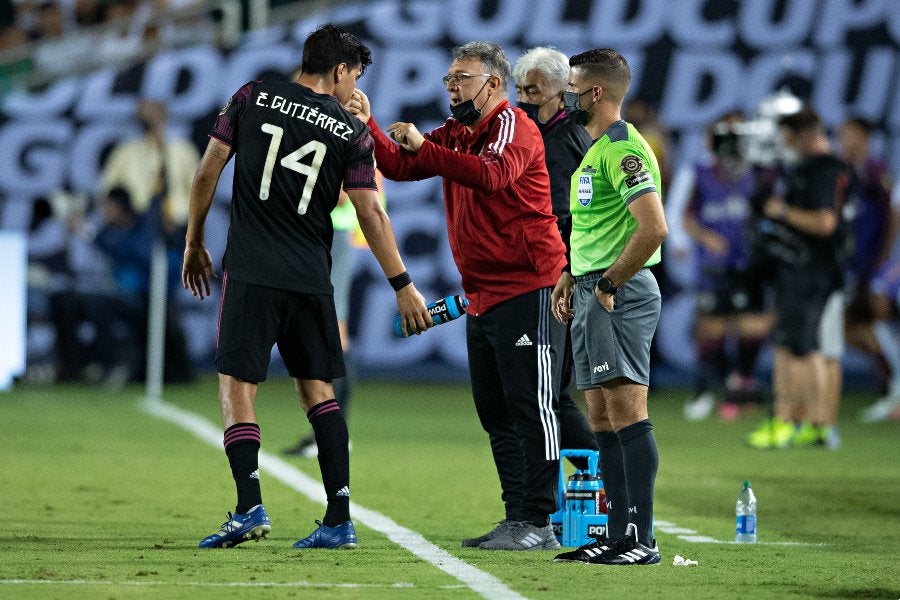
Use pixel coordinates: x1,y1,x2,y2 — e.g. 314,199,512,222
747,109,853,449
550,49,667,565
681,113,775,421
182,24,431,549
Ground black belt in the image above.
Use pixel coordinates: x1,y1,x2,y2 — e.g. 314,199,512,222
575,267,648,283
574,270,607,283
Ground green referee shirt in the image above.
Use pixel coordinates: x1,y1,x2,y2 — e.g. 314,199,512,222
569,119,662,276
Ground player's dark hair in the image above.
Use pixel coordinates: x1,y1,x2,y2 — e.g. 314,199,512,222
778,108,822,135
451,41,511,91
569,49,631,104
301,23,372,78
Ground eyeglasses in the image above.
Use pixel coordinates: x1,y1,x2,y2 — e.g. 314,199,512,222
442,72,493,88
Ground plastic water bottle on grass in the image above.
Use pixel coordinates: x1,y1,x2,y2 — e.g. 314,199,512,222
735,480,757,543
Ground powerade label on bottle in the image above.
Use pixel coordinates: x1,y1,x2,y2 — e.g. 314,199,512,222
429,298,450,323
392,295,468,337
565,491,596,499
736,515,757,535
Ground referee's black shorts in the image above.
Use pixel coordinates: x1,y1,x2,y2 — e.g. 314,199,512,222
215,275,345,383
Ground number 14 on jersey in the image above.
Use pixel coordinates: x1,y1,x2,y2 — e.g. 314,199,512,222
259,123,326,215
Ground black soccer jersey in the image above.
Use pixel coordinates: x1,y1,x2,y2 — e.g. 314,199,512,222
211,80,377,293
783,154,854,283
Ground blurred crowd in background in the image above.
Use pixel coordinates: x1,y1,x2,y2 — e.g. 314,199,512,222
0,0,325,93
26,97,199,388
6,0,900,430
1,0,225,89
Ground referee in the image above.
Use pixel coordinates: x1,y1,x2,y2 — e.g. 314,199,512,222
551,49,667,565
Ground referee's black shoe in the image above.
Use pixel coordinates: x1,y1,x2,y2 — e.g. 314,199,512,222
553,531,610,562
586,523,660,565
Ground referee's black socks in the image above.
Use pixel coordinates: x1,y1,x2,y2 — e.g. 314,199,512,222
595,430,628,540
617,419,658,546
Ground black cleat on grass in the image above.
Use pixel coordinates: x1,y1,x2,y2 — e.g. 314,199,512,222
586,523,660,565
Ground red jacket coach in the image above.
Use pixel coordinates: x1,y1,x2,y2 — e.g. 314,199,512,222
355,40,570,551
368,99,566,315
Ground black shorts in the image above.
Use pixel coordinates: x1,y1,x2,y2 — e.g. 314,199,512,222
215,275,344,383
772,268,831,356
696,269,767,316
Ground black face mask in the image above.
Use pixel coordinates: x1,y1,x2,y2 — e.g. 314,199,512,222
518,101,540,122
450,79,491,126
518,95,559,124
563,89,593,126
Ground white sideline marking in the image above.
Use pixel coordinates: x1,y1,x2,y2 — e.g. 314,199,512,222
142,397,527,600
0,579,469,589
654,520,825,546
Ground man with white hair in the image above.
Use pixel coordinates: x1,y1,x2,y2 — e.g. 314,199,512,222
513,47,598,466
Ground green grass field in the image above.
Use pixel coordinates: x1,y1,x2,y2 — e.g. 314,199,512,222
2,376,898,599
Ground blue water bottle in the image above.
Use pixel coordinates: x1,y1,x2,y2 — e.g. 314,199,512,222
563,471,583,546
393,295,468,337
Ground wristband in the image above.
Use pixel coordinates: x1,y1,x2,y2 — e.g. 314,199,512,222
388,271,412,291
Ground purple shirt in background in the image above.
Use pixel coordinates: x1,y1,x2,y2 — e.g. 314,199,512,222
687,163,757,291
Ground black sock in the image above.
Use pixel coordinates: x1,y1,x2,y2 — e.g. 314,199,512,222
617,420,658,546
737,337,763,379
308,400,350,526
696,338,727,394
224,423,261,514
595,430,628,540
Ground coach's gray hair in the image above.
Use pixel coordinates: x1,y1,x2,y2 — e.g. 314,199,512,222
451,41,511,93
512,47,569,94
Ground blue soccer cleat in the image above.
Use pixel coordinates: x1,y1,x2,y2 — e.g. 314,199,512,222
198,504,271,548
292,520,358,549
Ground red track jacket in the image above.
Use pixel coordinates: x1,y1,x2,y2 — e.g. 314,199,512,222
370,100,566,315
